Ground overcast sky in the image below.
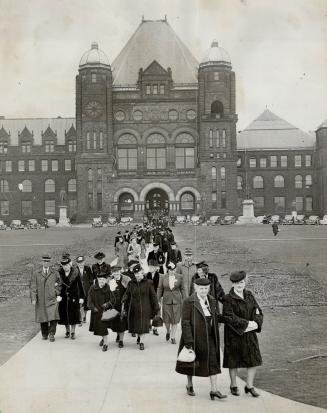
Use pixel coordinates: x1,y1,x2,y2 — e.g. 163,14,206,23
0,0,326,131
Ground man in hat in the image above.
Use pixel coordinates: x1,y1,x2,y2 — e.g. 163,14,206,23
147,242,165,274
92,252,111,279
114,231,122,248
30,254,62,342
167,241,182,267
176,248,197,298
189,261,225,304
75,255,94,324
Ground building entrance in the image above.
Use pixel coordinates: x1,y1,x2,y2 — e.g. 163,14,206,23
145,188,169,216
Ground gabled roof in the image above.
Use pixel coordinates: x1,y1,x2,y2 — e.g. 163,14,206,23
237,109,315,150
143,60,168,76
0,118,75,146
112,19,198,85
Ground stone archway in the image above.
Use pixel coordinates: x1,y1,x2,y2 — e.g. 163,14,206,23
139,182,175,202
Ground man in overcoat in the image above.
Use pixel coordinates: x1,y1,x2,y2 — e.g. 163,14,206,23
176,248,197,297
30,254,62,342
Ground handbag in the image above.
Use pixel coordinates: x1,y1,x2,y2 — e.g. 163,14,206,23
101,308,119,321
177,346,196,363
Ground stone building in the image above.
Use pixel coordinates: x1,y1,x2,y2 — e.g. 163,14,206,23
0,18,326,223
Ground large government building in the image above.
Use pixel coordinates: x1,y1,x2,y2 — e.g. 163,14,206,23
1,18,327,223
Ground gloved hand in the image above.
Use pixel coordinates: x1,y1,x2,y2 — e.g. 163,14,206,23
56,296,62,303
79,298,84,304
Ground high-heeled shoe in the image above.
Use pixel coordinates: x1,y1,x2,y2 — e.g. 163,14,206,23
99,338,104,347
118,340,124,348
102,344,108,352
139,343,144,350
65,331,70,338
166,333,170,341
186,385,195,396
230,386,240,396
70,332,75,340
245,386,260,397
171,338,176,344
209,391,227,400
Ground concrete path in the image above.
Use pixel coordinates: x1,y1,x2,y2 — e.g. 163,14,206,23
0,318,325,413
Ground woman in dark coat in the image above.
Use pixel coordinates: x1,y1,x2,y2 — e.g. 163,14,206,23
175,278,227,400
122,264,159,350
88,274,111,351
222,270,263,397
58,257,85,339
103,267,129,348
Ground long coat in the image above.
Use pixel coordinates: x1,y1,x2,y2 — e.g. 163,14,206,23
58,267,85,325
88,283,111,336
166,248,182,266
190,272,225,304
103,279,128,333
77,265,94,310
222,288,263,368
30,266,62,323
122,278,159,334
115,241,128,268
147,249,165,274
176,262,197,298
157,273,185,324
176,293,222,377
145,270,160,292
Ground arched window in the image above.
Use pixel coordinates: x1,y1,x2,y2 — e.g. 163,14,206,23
211,100,224,115
253,176,264,189
146,133,165,144
237,176,243,190
295,175,303,189
45,179,55,193
118,134,137,145
146,133,166,169
0,179,9,192
118,193,134,214
305,175,312,187
175,133,195,144
180,192,195,211
211,167,217,179
274,175,284,188
22,180,32,192
68,179,76,192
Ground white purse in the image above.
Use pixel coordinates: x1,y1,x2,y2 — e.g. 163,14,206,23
177,346,196,362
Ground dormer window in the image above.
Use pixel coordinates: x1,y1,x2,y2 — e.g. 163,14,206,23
91,73,97,83
22,141,31,153
45,140,54,153
0,142,8,154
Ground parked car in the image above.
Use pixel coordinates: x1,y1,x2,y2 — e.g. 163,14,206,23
190,215,201,225
269,215,280,224
262,214,272,224
26,218,42,229
120,216,133,226
221,215,236,225
294,214,305,225
92,217,103,228
107,216,117,226
255,216,265,224
176,215,186,224
320,215,327,225
0,220,7,230
208,215,221,225
305,215,320,225
10,220,25,230
281,215,294,225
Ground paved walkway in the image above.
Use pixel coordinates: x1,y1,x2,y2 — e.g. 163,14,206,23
0,318,325,413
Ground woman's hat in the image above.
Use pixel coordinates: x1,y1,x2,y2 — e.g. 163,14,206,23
230,271,246,283
167,261,176,270
128,259,139,267
61,257,71,265
133,264,143,274
42,254,51,261
196,261,208,268
94,252,105,260
111,266,122,273
194,277,211,286
76,255,85,263
96,272,108,279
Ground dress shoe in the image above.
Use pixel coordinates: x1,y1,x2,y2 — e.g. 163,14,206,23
171,338,176,344
49,335,55,342
65,331,70,338
245,386,260,397
99,338,104,347
102,344,108,352
70,332,75,340
118,341,124,348
139,343,145,350
186,385,195,396
230,386,240,396
166,332,170,341
42,336,48,340
153,328,159,336
209,391,227,400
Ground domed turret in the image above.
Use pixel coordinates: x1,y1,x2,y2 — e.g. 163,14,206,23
79,42,110,69
200,40,231,69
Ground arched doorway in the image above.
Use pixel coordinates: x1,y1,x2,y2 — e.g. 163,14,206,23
145,188,169,215
180,192,195,214
118,192,134,216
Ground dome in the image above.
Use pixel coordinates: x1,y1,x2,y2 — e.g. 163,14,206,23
79,42,110,68
200,40,231,69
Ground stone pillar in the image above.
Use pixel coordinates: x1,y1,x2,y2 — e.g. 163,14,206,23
236,199,257,224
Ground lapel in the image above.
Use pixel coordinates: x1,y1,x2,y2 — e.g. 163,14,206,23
190,293,206,319
40,267,51,279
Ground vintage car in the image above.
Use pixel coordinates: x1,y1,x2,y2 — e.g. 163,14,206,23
0,220,7,230
269,215,280,224
10,219,25,230
107,216,117,226
305,215,320,225
320,215,327,225
26,218,42,229
255,215,265,224
281,215,294,225
262,214,272,224
294,214,305,225
190,215,201,225
220,215,236,225
120,216,133,226
208,215,221,225
92,217,104,228
176,215,186,224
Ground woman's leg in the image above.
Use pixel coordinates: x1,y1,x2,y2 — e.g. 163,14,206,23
209,375,218,392
229,368,238,387
103,334,108,345
65,325,70,333
246,367,257,388
187,375,193,388
171,324,178,339
71,324,76,334
118,332,125,341
165,323,171,338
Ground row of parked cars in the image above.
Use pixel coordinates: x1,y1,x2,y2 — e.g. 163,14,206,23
256,214,327,225
91,216,134,228
174,215,236,225
0,218,57,230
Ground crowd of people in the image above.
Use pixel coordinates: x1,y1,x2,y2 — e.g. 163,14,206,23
30,221,264,400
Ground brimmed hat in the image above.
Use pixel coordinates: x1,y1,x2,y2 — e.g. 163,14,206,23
96,272,108,279
94,252,105,260
184,248,193,256
128,259,139,267
132,264,143,274
196,261,208,268
153,242,159,247
194,277,211,286
42,254,51,261
170,241,176,246
230,271,246,283
61,257,71,265
76,255,85,263
111,266,122,273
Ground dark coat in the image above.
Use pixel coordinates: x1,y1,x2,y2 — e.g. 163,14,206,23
88,283,111,336
190,272,225,304
77,265,94,309
144,229,152,244
146,270,160,292
167,248,182,265
147,249,165,274
122,278,159,334
222,288,263,368
176,293,222,377
58,267,85,325
30,266,62,323
92,262,111,278
103,279,128,333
